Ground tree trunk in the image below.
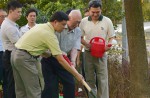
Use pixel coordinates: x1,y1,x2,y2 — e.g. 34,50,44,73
124,0,150,98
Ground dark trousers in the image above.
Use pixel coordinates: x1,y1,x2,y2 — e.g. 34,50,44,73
2,50,16,98
0,51,3,83
41,56,75,98
0,51,7,98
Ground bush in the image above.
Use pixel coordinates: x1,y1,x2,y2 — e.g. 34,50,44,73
108,45,130,98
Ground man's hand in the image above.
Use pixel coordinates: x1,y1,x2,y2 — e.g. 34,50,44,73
74,72,84,82
71,61,76,67
105,44,112,51
85,43,91,49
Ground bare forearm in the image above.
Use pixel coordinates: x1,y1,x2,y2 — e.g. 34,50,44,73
108,37,114,44
105,37,114,51
81,37,87,46
81,37,91,48
70,48,78,66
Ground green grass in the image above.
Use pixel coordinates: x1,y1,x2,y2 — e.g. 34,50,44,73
59,95,63,98
0,85,2,91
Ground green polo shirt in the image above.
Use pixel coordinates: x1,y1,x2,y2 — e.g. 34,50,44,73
15,22,62,56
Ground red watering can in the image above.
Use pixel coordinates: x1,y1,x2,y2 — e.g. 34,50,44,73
90,37,105,58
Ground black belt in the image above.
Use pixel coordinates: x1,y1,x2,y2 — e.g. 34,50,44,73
17,49,40,59
5,50,12,54
85,50,90,52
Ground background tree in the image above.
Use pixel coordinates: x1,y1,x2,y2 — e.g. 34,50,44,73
0,0,37,8
102,0,123,25
124,0,150,98
0,0,123,26
142,2,150,21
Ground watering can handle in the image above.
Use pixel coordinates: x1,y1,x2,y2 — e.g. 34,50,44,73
89,37,105,45
63,55,72,66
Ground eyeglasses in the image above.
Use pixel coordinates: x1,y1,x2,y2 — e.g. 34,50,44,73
0,15,7,18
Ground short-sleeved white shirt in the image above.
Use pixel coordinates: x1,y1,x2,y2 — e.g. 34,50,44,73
79,15,115,44
19,23,37,36
1,18,20,51
0,26,4,51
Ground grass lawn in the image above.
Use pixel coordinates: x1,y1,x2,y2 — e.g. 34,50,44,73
0,85,2,91
59,95,63,98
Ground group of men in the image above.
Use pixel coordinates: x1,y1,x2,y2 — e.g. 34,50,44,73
0,0,116,98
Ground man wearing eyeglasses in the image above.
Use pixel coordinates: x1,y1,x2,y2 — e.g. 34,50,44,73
0,9,7,98
79,0,116,98
0,10,7,20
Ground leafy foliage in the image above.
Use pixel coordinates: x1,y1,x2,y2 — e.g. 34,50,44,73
34,0,124,25
0,0,9,9
0,0,36,8
34,0,89,23
142,2,150,21
102,0,124,24
107,45,130,98
0,0,124,25
1,0,150,23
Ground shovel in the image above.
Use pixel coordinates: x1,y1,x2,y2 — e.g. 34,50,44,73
82,79,96,98
63,54,96,98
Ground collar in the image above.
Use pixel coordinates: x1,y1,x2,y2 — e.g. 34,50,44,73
88,15,103,21
47,22,54,32
65,25,75,33
25,24,29,29
26,23,37,29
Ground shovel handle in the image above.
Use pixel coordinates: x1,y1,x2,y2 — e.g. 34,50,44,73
82,80,92,92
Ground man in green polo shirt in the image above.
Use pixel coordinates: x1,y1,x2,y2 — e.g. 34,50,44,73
11,11,83,98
